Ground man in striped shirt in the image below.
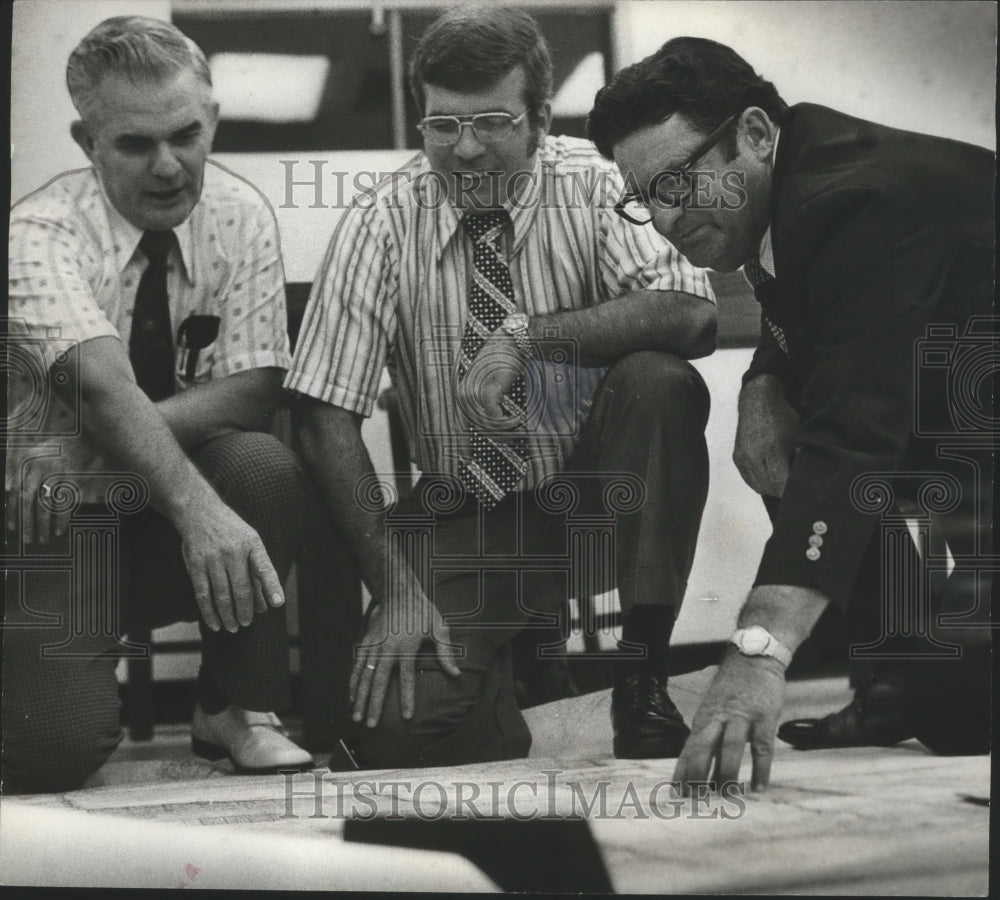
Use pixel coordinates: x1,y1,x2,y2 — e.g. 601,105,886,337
288,6,717,767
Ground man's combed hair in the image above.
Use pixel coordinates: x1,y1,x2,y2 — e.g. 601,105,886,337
588,37,788,159
409,5,552,128
67,16,212,117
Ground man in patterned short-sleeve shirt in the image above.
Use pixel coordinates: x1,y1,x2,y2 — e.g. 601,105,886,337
3,16,312,793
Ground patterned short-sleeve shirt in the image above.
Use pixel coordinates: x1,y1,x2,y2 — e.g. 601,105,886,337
7,160,290,500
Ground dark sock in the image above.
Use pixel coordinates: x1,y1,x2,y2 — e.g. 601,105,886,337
511,620,568,678
619,605,675,680
196,665,229,714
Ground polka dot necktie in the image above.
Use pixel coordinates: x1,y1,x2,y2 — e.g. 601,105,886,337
129,229,177,400
456,210,530,510
743,251,789,357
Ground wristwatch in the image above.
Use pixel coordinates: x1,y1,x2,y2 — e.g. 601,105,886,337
501,313,535,359
728,625,793,667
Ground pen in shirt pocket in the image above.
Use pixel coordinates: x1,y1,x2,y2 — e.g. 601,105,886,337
176,314,220,381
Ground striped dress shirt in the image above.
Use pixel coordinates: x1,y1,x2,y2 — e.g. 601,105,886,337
286,135,714,488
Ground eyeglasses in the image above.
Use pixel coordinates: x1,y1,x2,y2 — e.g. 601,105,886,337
615,114,739,225
418,110,529,146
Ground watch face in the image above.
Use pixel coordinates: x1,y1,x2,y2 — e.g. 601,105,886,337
740,628,769,654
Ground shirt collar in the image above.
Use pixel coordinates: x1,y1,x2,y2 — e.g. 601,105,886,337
172,217,196,284
758,228,775,277
429,152,544,258
506,152,542,254
97,174,196,283
757,127,781,277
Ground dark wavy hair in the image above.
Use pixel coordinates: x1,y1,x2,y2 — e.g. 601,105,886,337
588,37,787,158
409,5,552,130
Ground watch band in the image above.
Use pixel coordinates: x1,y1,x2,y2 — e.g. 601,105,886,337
501,313,535,359
728,625,793,667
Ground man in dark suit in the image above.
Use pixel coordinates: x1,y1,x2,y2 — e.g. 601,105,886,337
589,36,993,790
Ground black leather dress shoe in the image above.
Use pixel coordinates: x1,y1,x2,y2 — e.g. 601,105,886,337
778,671,914,750
612,671,690,759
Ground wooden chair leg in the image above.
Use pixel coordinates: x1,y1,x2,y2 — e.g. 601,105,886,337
578,594,600,654
126,626,154,741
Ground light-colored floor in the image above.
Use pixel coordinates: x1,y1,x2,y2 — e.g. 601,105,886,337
1,669,990,894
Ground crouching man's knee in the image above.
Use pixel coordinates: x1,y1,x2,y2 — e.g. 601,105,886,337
2,709,122,795
605,352,710,430
193,431,309,573
355,655,529,769
195,431,307,513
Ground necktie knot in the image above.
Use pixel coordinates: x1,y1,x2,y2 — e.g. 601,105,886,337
461,210,510,244
139,229,176,264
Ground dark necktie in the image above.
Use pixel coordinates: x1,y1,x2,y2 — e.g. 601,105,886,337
130,229,177,400
743,251,789,356
456,210,529,510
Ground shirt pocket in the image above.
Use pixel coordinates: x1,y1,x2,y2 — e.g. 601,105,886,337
175,314,221,386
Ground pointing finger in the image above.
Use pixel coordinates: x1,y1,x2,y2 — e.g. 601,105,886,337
674,719,725,795
715,718,750,787
750,726,776,792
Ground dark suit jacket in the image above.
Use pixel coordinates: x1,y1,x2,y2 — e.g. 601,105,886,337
743,104,994,609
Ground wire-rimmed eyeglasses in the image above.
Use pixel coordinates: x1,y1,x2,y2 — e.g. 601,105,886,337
615,113,739,225
418,110,529,146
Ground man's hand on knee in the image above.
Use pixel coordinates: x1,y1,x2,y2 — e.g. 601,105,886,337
177,492,283,632
350,564,460,729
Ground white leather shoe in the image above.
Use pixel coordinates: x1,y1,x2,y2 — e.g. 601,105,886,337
191,704,314,774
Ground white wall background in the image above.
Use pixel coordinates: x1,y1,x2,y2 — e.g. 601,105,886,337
618,1,995,150
11,0,171,205
11,0,996,207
